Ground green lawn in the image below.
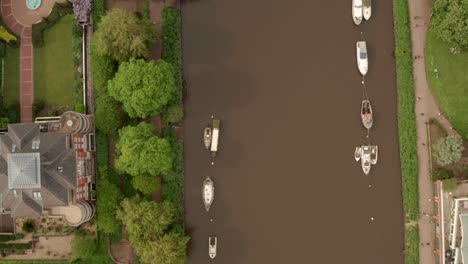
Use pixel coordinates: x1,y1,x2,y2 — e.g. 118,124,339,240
3,46,20,106
426,29,468,140
34,15,74,106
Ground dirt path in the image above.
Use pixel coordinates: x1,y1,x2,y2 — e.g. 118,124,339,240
407,0,460,263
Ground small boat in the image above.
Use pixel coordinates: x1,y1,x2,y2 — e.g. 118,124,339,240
355,146,361,161
370,145,378,165
361,145,372,175
209,236,217,259
356,41,368,76
204,127,212,150
361,99,373,129
363,0,371,20
203,177,214,212
352,0,363,25
211,119,220,158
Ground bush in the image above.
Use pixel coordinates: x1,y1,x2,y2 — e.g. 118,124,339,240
96,131,109,167
433,168,451,180
71,230,96,260
0,18,20,48
433,135,464,166
22,219,35,233
0,242,33,250
142,0,150,20
431,0,468,49
394,0,419,221
0,234,20,242
31,2,73,47
75,103,85,113
95,95,120,136
96,166,123,235
32,100,45,118
90,46,116,97
6,102,20,123
163,103,184,124
92,0,106,30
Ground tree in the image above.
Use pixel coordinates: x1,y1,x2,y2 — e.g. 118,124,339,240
96,166,123,234
71,230,96,260
108,59,176,117
432,0,468,49
131,174,161,195
433,168,451,181
0,117,9,128
92,9,157,61
115,123,174,176
90,46,116,96
95,95,120,136
22,219,35,233
433,135,464,166
163,104,184,124
117,197,189,264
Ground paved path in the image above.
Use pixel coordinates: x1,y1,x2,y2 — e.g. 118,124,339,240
1,0,67,122
407,0,460,263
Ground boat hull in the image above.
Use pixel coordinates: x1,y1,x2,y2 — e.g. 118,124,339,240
363,6,371,20
352,0,363,25
361,100,373,129
209,237,217,259
204,127,212,150
203,177,214,212
357,41,368,76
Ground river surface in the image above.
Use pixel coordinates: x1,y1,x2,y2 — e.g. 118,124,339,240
182,1,405,263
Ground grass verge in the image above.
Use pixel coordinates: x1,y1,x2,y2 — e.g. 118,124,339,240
3,46,19,106
426,29,468,140
34,15,74,106
393,0,419,263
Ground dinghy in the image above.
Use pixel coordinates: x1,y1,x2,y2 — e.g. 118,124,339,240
361,99,373,129
355,144,378,175
352,0,363,25
203,177,214,212
363,0,371,20
356,41,368,76
204,127,212,150
370,145,378,165
355,146,362,162
211,119,220,158
209,237,217,259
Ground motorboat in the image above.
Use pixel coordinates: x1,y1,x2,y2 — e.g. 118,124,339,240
363,0,371,20
355,144,378,175
211,119,220,157
209,236,217,259
203,177,214,212
361,99,373,129
352,0,363,25
371,145,378,164
204,127,212,150
356,41,368,76
355,146,361,162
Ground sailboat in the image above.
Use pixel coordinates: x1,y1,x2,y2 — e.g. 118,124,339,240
361,99,373,129
209,236,217,259
202,177,214,212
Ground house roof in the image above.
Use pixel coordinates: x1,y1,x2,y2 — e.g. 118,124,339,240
460,214,468,263
7,153,41,189
10,191,42,218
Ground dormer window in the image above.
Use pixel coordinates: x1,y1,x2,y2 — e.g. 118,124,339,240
33,191,42,200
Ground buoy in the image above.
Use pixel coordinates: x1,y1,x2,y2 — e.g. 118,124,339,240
211,162,214,165
369,184,372,188
371,217,374,221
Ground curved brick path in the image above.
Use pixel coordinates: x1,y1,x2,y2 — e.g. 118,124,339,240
1,0,67,122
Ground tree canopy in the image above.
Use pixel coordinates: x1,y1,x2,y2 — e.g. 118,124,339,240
433,135,464,166
115,123,174,177
432,0,468,49
131,174,161,195
108,59,177,118
71,230,96,260
94,94,120,136
96,166,123,235
92,9,157,61
117,197,189,264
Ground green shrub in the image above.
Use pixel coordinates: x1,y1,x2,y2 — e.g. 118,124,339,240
96,131,109,167
22,219,35,233
405,226,419,264
32,2,73,47
0,242,33,250
163,103,184,124
0,42,5,57
90,46,116,97
75,103,85,113
92,0,106,30
32,100,45,117
162,7,183,103
393,0,419,221
0,18,20,48
142,0,150,20
433,168,451,180
95,95,120,136
72,230,96,260
6,102,20,123
0,234,19,242
442,178,458,191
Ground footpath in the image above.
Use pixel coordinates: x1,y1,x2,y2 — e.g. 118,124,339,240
407,0,460,263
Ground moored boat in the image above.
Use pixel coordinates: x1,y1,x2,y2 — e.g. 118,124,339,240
355,146,361,161
203,177,214,212
204,127,212,150
209,237,217,259
363,0,371,20
361,99,373,129
352,0,363,25
356,41,368,76
211,119,220,157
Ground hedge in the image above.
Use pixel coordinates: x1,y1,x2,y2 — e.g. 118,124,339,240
393,0,419,222
32,2,74,47
0,17,20,48
96,131,109,168
92,0,106,30
75,103,85,113
0,234,23,242
0,241,32,250
405,226,419,264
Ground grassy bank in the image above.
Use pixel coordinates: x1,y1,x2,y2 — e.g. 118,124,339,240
3,46,19,106
393,0,419,263
426,30,468,140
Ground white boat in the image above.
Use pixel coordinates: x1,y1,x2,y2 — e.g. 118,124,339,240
363,0,371,20
204,127,212,150
361,99,373,129
355,145,378,175
209,237,217,259
210,119,220,158
370,145,378,165
203,177,214,212
355,146,361,162
352,0,363,25
356,41,368,76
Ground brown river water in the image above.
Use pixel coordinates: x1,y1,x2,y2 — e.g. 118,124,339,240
182,0,405,263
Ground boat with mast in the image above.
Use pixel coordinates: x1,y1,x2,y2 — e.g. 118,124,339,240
202,177,214,212
361,99,373,130
203,126,212,149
